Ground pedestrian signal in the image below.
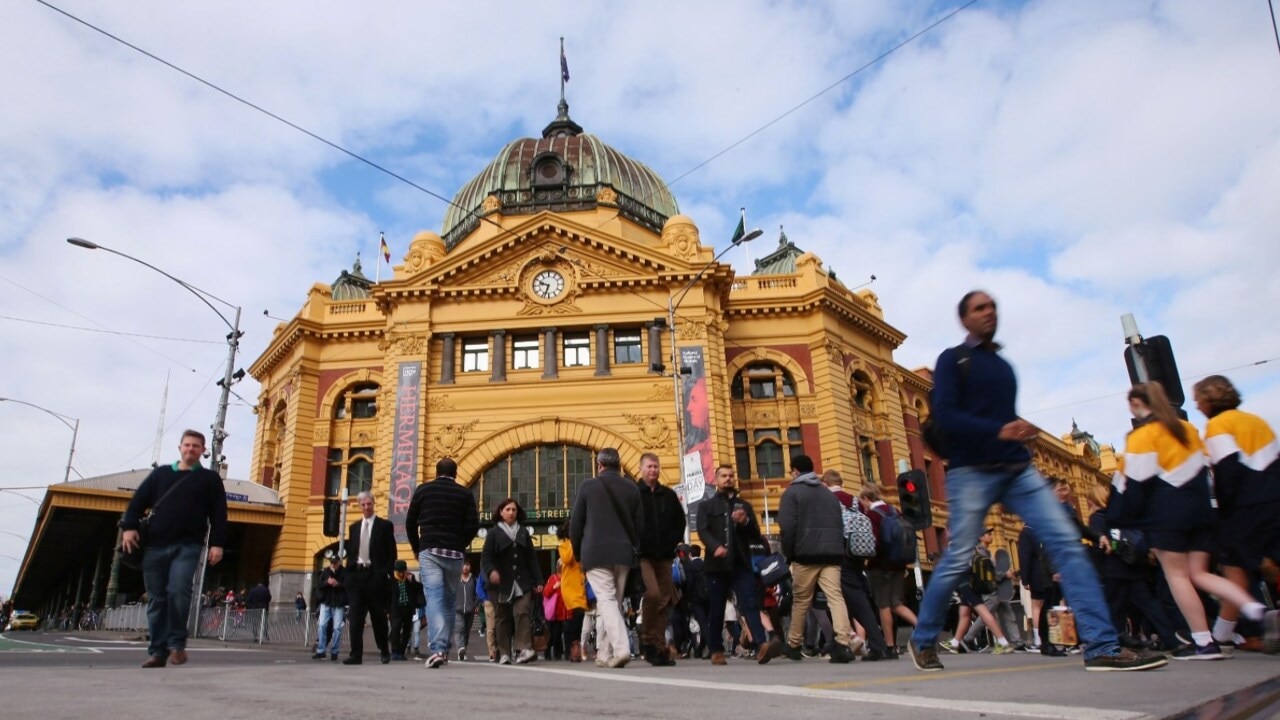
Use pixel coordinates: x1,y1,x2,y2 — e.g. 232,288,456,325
896,469,932,530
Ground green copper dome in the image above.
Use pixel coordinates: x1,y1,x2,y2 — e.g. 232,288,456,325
441,102,679,249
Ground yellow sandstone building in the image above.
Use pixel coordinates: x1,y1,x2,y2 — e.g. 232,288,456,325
246,104,1113,594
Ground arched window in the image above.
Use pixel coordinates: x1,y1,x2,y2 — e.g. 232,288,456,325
474,444,594,520
333,382,380,420
851,371,875,411
730,361,805,480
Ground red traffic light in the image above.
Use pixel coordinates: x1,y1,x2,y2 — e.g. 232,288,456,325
904,481,916,493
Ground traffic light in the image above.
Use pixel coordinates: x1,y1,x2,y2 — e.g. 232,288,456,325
1124,334,1185,410
897,469,932,530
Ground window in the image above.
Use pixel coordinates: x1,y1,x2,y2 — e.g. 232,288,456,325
564,333,590,367
852,371,875,410
860,435,878,485
324,447,374,498
475,444,595,518
333,382,380,419
755,441,784,479
734,430,752,479
750,376,775,399
729,361,805,481
512,336,539,370
462,337,489,373
614,329,643,364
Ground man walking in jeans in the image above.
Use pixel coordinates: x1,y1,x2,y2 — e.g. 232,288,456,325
909,290,1167,673
406,457,480,669
121,429,227,668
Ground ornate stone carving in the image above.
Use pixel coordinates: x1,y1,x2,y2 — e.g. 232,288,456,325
378,332,426,355
480,260,524,286
355,430,372,443
597,187,618,205
313,426,330,443
623,413,672,450
660,221,701,261
647,383,674,400
752,409,778,424
675,319,706,341
517,298,584,316
433,419,479,459
482,194,502,213
800,403,817,419
427,394,455,412
404,232,446,274
730,406,745,422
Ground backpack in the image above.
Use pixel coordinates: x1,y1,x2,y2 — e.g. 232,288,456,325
970,551,998,595
842,503,878,558
672,558,686,586
873,505,918,566
921,345,972,459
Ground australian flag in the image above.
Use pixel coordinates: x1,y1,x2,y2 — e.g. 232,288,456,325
561,47,570,83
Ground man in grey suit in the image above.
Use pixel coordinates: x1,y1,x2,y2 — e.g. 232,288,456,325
570,448,644,668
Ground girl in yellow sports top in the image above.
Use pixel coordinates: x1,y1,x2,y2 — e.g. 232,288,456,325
1112,382,1264,660
1193,375,1280,651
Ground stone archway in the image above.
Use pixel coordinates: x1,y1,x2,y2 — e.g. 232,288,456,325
454,416,645,485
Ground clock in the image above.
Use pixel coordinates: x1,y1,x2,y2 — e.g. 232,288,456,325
531,269,565,299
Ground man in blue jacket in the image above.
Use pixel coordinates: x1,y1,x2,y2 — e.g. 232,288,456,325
908,291,1166,674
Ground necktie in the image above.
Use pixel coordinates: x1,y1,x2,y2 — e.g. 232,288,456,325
360,519,371,564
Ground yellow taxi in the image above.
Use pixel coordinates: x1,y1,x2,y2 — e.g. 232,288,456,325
7,611,39,631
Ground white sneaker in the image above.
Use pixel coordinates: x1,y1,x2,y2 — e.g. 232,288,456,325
514,648,537,664
849,634,866,657
499,654,511,665
457,648,467,662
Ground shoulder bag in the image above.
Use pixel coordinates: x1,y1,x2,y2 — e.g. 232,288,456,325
118,468,200,571
600,478,646,597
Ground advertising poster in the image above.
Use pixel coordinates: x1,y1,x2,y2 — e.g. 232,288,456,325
679,346,714,529
389,361,422,543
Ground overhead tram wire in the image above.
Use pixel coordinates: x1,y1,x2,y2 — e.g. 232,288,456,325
38,0,980,269
0,314,221,343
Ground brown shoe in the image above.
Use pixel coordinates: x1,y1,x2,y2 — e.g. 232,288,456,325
710,651,727,666
141,655,167,669
568,641,582,663
170,649,188,666
757,640,784,665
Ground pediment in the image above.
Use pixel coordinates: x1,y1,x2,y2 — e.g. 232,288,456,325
385,213,707,299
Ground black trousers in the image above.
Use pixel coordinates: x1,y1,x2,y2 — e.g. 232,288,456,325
347,568,389,659
840,564,889,654
389,605,414,656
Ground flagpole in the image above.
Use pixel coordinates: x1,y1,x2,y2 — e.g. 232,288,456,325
560,37,566,102
376,232,383,284
740,208,753,267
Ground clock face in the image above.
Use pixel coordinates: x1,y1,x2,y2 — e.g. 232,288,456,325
532,269,565,299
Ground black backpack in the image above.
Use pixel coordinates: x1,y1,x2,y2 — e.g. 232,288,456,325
921,345,971,459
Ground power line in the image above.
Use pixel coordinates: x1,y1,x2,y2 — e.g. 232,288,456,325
0,314,221,343
1270,0,1280,60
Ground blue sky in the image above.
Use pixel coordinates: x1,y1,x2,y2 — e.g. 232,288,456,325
2,0,1279,596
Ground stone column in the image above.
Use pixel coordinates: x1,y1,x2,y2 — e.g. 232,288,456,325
541,327,559,380
490,330,507,382
593,324,610,377
439,332,456,384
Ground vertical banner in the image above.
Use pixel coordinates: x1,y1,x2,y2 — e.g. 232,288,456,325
679,346,713,530
389,361,422,543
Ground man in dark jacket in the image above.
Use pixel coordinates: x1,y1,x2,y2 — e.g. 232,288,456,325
696,464,770,665
313,553,347,660
635,452,686,666
344,491,397,665
570,447,644,668
121,429,228,669
246,581,272,641
405,457,480,669
761,455,855,664
387,559,425,660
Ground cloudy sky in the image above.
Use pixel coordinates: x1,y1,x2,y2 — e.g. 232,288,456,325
2,0,1278,597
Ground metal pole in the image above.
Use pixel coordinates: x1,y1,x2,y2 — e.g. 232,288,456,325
64,418,79,484
338,487,350,560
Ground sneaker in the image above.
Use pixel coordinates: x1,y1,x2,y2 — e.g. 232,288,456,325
311,652,325,660
828,644,856,664
1172,642,1224,661
1084,648,1168,672
425,653,446,669
499,654,511,665
595,657,608,668
515,649,537,665
940,639,966,655
457,648,467,662
1264,610,1280,654
990,643,1015,655
908,641,945,672
800,645,820,658
606,655,629,668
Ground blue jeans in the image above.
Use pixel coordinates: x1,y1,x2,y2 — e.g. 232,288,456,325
316,603,345,656
142,542,203,659
911,464,1119,659
419,551,463,655
705,568,769,653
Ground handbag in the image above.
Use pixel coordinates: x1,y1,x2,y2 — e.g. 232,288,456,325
600,479,645,597
117,468,198,571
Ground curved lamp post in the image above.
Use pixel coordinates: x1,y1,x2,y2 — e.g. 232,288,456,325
0,398,79,483
667,227,761,538
68,237,243,635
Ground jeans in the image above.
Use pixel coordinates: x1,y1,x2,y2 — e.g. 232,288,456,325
418,551,463,655
315,604,345,656
705,569,768,653
911,464,1120,660
142,542,203,659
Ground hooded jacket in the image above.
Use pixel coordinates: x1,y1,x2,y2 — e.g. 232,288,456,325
777,471,845,565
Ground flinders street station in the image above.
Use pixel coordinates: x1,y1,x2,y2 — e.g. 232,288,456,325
11,101,1115,611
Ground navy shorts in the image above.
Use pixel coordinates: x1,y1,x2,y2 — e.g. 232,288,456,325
1147,525,1216,554
1218,502,1280,569
956,585,983,608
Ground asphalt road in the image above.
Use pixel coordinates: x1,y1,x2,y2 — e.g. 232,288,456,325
2,631,1279,719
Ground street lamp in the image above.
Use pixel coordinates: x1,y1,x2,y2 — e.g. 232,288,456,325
667,227,761,521
0,398,80,483
68,237,243,636
66,238,243,470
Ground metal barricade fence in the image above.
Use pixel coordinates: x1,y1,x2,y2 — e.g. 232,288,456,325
193,606,320,647
103,604,149,632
